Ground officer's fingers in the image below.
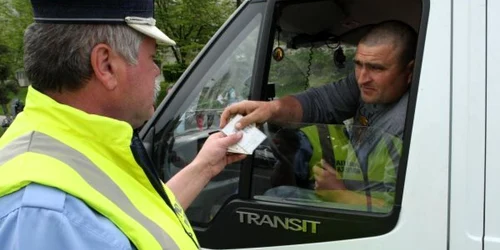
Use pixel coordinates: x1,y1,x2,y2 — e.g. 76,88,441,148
226,153,247,165
213,132,243,147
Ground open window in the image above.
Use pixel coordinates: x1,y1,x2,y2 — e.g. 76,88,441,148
142,0,428,248
251,0,420,214
146,2,265,225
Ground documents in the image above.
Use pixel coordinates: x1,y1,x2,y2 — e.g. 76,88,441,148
221,114,267,155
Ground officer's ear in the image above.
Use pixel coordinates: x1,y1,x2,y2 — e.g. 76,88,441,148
90,43,121,91
405,60,415,85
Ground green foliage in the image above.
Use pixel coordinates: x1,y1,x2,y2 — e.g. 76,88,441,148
0,81,18,104
155,81,169,106
0,86,27,138
0,0,33,113
0,45,11,82
0,0,33,74
155,0,235,65
162,63,188,82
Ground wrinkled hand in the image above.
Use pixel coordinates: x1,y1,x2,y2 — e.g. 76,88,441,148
220,100,276,130
193,132,246,179
313,159,346,191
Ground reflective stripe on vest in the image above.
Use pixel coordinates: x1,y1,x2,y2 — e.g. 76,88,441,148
0,132,181,250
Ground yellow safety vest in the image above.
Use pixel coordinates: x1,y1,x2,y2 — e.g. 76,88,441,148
301,124,402,212
0,87,199,250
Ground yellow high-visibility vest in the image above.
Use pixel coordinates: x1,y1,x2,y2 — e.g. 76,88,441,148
0,86,199,250
301,124,402,212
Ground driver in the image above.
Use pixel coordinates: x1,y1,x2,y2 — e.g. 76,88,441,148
220,20,417,211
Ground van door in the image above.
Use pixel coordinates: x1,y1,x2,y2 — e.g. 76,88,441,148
485,0,500,249
448,0,486,249
140,0,456,249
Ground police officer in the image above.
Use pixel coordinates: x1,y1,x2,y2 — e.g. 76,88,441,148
0,0,244,249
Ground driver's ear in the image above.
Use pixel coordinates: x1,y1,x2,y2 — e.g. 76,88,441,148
405,60,415,85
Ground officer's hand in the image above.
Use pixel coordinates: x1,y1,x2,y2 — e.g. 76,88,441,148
313,159,346,191
193,132,246,179
219,100,275,130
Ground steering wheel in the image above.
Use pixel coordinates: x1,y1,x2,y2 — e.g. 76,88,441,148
262,122,303,187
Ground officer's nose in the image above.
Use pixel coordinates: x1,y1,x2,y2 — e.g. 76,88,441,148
154,63,161,77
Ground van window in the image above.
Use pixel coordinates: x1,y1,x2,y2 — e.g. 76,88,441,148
157,8,263,224
255,123,400,213
253,3,409,212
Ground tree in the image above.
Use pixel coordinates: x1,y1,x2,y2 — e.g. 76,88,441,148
0,0,33,117
0,0,33,71
155,0,235,65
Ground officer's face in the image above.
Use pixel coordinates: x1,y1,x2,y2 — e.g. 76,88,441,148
354,43,413,104
121,37,160,128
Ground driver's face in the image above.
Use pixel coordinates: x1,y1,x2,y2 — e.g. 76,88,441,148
354,43,413,104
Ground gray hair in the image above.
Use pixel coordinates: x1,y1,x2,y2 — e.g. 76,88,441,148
359,20,417,67
24,23,145,92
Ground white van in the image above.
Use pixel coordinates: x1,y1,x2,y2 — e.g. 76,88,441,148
140,0,499,249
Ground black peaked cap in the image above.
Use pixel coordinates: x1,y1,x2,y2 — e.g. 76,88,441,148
31,0,154,24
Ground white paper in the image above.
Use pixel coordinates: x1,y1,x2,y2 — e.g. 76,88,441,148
221,114,267,155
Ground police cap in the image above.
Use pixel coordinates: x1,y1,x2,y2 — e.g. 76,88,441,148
30,0,176,45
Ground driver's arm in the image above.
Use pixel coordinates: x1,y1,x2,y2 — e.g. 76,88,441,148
294,72,360,124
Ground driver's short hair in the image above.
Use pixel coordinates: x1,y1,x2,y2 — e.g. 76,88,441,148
359,20,417,66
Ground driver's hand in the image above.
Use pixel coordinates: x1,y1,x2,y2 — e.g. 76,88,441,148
219,100,275,129
313,159,346,191
192,132,246,179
